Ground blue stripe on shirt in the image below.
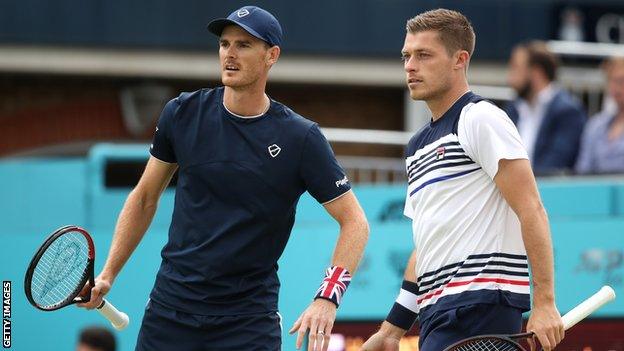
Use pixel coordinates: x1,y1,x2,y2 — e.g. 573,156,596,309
409,167,481,197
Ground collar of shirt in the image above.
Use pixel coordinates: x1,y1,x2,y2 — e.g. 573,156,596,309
517,84,557,114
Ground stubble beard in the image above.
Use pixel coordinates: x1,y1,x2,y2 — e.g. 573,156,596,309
223,75,253,91
409,79,450,102
516,79,532,100
223,68,266,93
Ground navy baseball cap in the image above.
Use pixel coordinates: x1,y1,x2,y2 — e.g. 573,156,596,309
207,6,283,47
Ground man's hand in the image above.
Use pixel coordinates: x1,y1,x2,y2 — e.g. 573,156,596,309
360,321,405,351
289,299,337,351
76,275,112,310
526,302,564,351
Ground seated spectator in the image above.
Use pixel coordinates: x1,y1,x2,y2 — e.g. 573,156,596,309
576,57,624,174
506,41,586,174
76,326,116,351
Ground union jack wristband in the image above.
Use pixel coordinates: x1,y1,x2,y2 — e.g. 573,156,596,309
314,266,351,307
386,280,419,330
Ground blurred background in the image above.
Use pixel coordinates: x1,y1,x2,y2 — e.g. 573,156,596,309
1,0,624,350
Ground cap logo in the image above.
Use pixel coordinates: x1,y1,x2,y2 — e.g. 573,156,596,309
237,8,250,17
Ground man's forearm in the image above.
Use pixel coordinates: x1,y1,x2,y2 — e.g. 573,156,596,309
403,250,417,282
520,205,555,305
100,189,159,282
379,250,418,336
330,216,369,274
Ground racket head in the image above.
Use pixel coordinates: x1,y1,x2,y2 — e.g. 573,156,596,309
443,332,533,351
24,225,95,311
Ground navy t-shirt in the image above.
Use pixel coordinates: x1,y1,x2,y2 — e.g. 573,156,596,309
148,87,351,315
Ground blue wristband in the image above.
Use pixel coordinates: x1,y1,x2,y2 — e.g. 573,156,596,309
385,280,419,330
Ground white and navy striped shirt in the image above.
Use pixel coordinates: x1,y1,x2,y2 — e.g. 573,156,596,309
404,91,531,320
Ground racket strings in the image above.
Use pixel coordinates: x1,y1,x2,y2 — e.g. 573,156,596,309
35,237,88,304
30,232,90,308
34,249,84,302
450,337,524,351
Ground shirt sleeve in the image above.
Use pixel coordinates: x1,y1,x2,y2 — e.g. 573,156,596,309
300,124,351,204
403,191,414,219
458,101,528,179
150,98,178,163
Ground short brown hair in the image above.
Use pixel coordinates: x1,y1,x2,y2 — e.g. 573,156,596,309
79,326,116,351
406,9,476,57
521,41,559,82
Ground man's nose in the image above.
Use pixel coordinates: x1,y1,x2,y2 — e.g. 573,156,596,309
405,57,418,73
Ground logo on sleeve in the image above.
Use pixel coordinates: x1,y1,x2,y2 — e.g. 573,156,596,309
268,144,282,158
335,175,349,187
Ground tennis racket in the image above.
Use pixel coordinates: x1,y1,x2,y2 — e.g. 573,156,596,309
443,285,616,351
24,225,129,330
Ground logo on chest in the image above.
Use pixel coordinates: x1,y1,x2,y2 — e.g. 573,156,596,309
436,146,446,160
268,144,282,158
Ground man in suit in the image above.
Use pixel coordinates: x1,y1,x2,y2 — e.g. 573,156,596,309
506,41,586,175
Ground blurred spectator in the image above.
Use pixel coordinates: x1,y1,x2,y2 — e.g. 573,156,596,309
76,326,116,351
558,7,585,42
576,57,624,174
506,41,586,174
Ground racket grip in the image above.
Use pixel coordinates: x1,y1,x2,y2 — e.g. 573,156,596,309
97,299,130,330
561,285,616,330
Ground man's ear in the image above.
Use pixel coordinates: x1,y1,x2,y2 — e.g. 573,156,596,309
454,50,470,71
267,46,281,66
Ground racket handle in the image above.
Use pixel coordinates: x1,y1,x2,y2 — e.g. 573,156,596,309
561,285,616,330
97,299,130,330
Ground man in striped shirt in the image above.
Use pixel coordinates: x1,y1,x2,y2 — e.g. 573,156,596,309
362,9,563,351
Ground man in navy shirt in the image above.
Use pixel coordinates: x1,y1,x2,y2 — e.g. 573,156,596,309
78,6,369,351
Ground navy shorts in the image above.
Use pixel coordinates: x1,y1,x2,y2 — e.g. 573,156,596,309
135,299,282,351
418,303,523,351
